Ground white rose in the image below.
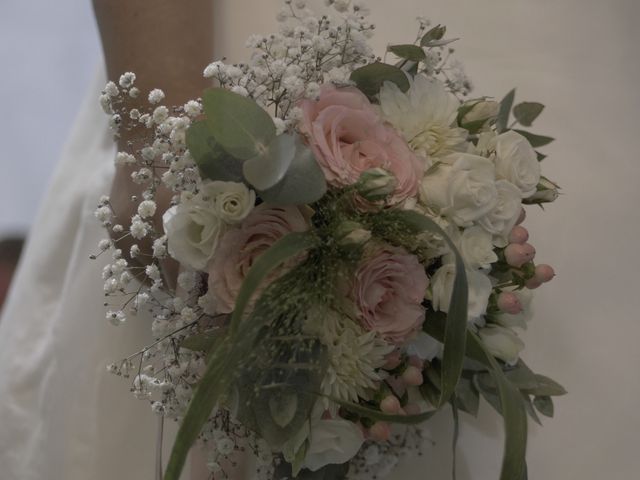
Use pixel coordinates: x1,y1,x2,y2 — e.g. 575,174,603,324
478,325,525,366
455,225,498,270
430,263,493,323
494,131,541,198
163,202,222,271
478,179,522,247
494,287,534,330
302,410,364,471
206,181,255,225
420,153,498,227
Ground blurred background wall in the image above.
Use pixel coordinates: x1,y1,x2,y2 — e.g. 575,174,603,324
0,0,100,236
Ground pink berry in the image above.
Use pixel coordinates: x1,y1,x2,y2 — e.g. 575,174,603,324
508,225,529,244
497,292,523,315
534,264,555,283
408,355,424,369
525,278,543,289
402,365,424,386
380,395,401,414
369,422,391,442
504,243,536,268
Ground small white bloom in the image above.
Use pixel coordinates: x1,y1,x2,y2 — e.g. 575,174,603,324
431,264,493,323
94,206,113,223
148,88,165,104
152,236,168,258
203,61,223,78
137,200,157,219
152,106,169,124
115,151,136,166
478,325,524,366
98,239,111,251
230,85,249,97
129,87,140,98
106,310,126,326
455,225,498,270
104,81,119,97
145,264,161,281
478,180,522,247
183,100,202,117
208,181,256,225
118,72,136,89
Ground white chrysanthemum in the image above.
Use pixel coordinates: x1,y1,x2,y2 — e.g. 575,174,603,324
317,313,393,404
379,75,467,164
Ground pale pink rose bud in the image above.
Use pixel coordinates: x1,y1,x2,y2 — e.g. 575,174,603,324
335,220,372,247
533,264,555,283
516,208,527,225
504,243,536,268
525,278,543,289
497,292,523,315
380,395,402,414
383,350,402,370
369,422,391,442
402,365,424,386
404,403,421,416
356,168,397,202
508,225,529,244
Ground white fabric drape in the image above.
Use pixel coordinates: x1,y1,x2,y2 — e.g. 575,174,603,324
1,1,638,479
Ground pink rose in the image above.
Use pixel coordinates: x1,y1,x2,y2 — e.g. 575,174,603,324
300,84,423,205
352,246,429,344
208,204,310,313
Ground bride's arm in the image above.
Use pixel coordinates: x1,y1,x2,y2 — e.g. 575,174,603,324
93,0,214,288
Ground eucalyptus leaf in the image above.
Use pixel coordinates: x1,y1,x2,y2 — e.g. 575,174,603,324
203,88,276,160
186,120,244,182
496,88,516,133
388,210,469,408
469,333,528,480
243,133,297,190
512,129,555,148
420,24,446,46
254,136,327,205
536,151,547,161
533,396,554,418
388,44,426,62
350,62,409,99
513,102,545,127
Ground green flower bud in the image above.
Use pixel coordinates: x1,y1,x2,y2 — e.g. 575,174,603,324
335,220,372,247
355,168,397,202
524,176,559,205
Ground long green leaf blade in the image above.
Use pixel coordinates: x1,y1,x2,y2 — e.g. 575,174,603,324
496,89,516,133
165,232,318,480
392,211,469,408
469,333,528,480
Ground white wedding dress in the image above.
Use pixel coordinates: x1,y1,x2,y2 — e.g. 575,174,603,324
1,1,639,479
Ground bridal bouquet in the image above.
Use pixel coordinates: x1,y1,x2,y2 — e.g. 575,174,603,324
94,1,565,479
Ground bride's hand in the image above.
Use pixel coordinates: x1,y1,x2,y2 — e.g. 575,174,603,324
93,0,214,290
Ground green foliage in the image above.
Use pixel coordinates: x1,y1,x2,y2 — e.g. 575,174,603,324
513,102,545,127
246,134,327,205
350,62,410,100
468,333,528,480
331,397,437,424
179,332,218,353
274,461,350,480
388,44,427,62
185,120,244,182
202,88,276,160
164,232,320,480
533,396,554,418
420,24,447,46
496,89,516,133
513,129,555,148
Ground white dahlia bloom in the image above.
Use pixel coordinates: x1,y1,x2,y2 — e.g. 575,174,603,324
316,312,393,404
379,74,467,164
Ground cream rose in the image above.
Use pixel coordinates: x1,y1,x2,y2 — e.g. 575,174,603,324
430,264,492,323
494,131,541,198
208,181,255,224
420,153,498,227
